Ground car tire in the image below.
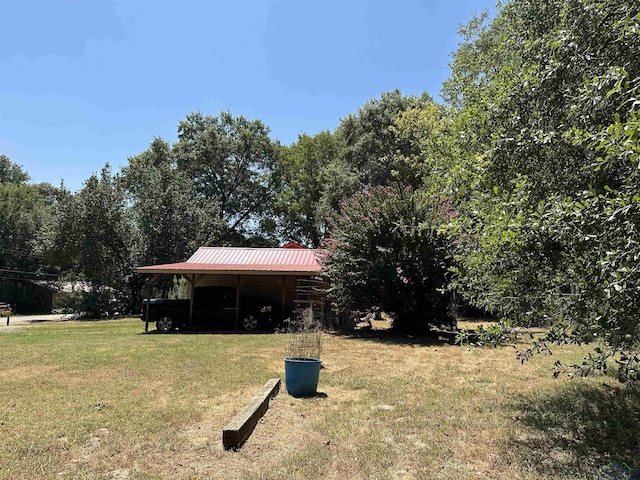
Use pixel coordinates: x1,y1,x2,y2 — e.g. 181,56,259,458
242,314,258,331
157,315,175,333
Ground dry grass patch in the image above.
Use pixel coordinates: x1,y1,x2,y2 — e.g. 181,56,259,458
0,319,638,479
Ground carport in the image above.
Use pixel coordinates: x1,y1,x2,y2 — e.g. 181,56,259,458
136,244,326,332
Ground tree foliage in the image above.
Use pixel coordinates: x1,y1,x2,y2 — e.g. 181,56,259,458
0,156,40,266
443,0,640,383
0,155,30,184
276,91,441,248
338,90,434,187
322,186,455,333
275,130,347,247
121,137,223,266
391,101,452,191
0,156,63,311
173,111,281,241
42,165,135,316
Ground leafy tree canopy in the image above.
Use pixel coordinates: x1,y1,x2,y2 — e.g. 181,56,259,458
337,89,435,187
41,165,135,316
0,156,65,311
173,111,281,242
275,130,346,247
276,91,445,247
121,137,223,266
0,155,30,184
443,0,640,383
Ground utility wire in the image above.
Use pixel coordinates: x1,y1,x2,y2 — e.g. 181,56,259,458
0,275,60,284
0,268,59,278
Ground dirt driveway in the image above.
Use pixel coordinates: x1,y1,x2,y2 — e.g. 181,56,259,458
1,313,71,327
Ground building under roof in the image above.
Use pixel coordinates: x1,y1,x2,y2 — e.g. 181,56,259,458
135,243,327,331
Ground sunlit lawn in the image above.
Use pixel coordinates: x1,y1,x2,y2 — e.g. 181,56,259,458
0,318,638,479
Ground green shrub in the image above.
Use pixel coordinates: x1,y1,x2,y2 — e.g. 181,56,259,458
322,186,455,333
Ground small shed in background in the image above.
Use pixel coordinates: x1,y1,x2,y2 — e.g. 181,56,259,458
0,279,56,314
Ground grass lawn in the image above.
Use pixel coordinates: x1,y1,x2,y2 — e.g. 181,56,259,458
1,318,638,479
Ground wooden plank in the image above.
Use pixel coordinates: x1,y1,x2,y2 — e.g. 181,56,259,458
222,378,281,450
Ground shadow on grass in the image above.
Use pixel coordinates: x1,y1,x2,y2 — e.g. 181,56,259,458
140,328,277,335
328,327,456,347
506,382,640,479
75,316,130,322
285,391,328,400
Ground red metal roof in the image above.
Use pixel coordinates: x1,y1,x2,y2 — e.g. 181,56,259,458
136,247,325,275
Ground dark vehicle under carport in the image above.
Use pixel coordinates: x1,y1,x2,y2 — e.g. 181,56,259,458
142,286,284,332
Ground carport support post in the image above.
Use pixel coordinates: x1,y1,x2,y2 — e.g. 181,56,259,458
185,275,202,330
235,275,240,330
281,276,286,322
188,274,195,330
144,274,161,332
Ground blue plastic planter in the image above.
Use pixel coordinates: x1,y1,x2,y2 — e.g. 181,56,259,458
284,357,322,397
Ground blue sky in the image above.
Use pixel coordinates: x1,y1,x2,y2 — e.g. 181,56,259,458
1,0,496,191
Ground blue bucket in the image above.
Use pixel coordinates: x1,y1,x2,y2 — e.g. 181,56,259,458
284,357,322,397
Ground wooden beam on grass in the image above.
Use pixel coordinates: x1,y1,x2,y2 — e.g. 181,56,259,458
222,378,281,450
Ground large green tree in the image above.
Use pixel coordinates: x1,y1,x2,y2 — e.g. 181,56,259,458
337,89,435,187
0,156,62,311
276,92,443,247
275,130,347,247
42,165,135,316
121,137,223,266
173,111,281,243
442,0,640,382
391,101,452,192
0,155,30,184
